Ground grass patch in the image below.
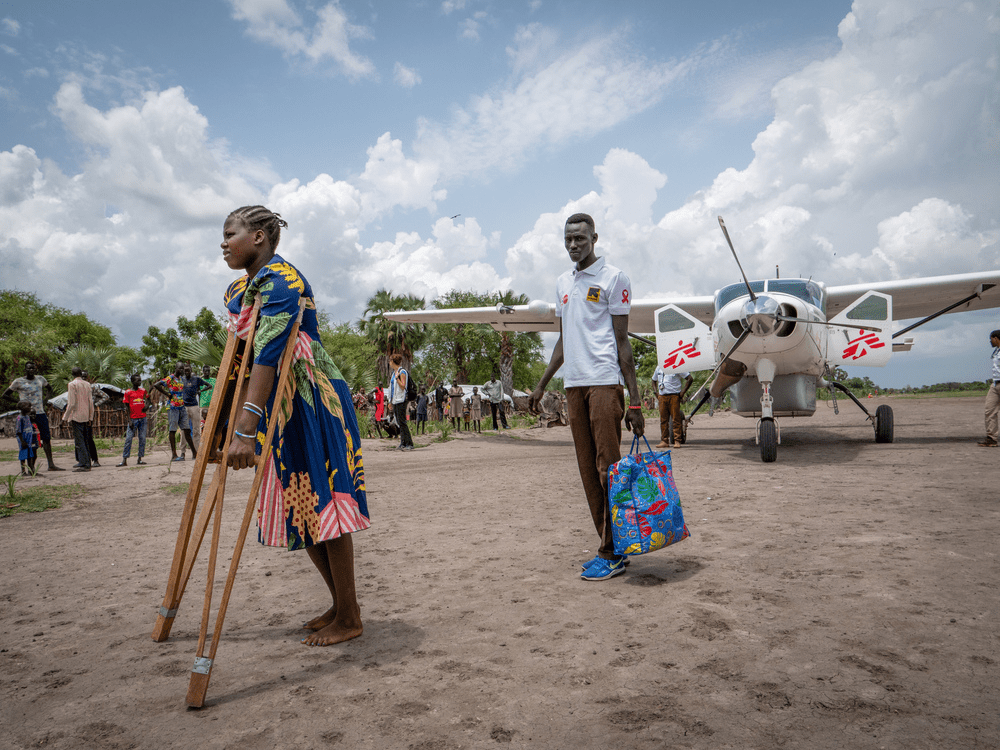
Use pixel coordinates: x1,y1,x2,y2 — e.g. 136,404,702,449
1,481,86,518
0,441,125,462
165,482,190,494
433,423,455,443
891,390,987,399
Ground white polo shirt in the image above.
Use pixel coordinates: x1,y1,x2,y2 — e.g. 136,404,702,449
555,256,631,388
653,366,690,395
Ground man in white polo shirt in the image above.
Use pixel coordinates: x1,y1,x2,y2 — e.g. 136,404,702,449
652,365,692,449
530,213,644,581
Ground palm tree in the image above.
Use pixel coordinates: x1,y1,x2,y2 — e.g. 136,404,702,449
358,289,427,381
49,345,136,392
178,326,228,371
495,290,529,398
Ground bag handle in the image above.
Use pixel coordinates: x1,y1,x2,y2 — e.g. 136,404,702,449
630,434,656,455
630,433,669,474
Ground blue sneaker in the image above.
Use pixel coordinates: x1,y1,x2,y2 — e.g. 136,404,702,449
581,555,629,570
581,557,626,580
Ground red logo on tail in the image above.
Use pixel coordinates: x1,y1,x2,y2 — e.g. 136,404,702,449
663,340,701,369
842,331,885,360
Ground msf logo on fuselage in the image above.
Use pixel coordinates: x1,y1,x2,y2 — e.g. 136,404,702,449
663,340,701,369
842,331,885,361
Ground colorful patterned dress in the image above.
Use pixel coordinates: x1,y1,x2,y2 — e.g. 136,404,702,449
224,255,370,550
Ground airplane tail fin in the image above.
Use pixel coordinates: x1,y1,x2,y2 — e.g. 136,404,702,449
654,304,715,373
827,292,892,367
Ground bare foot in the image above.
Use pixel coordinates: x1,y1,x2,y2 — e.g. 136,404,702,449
300,620,362,647
302,606,337,632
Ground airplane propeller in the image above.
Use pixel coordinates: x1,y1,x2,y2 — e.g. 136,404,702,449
718,217,757,302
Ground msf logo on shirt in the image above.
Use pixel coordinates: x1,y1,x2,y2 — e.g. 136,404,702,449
662,340,701,369
842,331,885,361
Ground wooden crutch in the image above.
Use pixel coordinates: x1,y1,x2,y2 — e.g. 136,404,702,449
151,300,261,642
186,297,307,708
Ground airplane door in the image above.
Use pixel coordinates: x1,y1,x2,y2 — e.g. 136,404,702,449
827,291,892,367
654,304,714,373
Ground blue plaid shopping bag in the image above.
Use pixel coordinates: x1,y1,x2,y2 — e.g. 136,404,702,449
608,435,690,556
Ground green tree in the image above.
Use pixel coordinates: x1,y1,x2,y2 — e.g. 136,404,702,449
321,322,379,393
140,325,183,378
357,289,427,381
0,290,116,387
418,290,543,390
177,307,227,342
175,307,229,372
494,290,537,398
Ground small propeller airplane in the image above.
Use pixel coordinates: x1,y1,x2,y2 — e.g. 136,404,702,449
385,217,1000,462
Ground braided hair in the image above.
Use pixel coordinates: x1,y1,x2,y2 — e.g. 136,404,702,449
227,205,288,251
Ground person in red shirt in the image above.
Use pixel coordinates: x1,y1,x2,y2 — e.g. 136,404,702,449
118,374,150,467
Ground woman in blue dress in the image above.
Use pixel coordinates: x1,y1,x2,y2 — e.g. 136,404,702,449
222,205,369,647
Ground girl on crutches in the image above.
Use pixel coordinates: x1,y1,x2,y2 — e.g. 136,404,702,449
222,205,370,647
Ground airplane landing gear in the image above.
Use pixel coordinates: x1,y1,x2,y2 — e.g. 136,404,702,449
875,404,894,443
758,418,778,462
755,361,779,462
827,382,894,444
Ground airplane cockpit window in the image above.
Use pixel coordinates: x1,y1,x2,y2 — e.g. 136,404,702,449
657,307,696,333
766,279,826,311
715,281,765,312
846,295,888,320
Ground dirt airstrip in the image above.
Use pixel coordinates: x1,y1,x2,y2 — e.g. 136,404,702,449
0,395,997,749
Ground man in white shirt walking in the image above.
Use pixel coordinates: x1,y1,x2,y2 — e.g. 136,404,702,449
978,329,1000,447
530,213,644,581
651,366,692,449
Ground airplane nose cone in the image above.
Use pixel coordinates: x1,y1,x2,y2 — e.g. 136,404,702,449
741,295,780,336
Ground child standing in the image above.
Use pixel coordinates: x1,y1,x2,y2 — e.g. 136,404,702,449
118,374,149,467
415,388,428,435
15,401,37,476
470,386,483,433
221,205,369,646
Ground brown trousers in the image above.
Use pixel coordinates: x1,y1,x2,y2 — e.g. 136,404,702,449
566,385,625,560
657,393,684,444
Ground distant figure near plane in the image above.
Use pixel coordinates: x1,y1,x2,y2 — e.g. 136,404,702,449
978,329,1000,447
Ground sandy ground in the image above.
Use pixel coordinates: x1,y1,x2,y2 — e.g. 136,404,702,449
0,395,997,750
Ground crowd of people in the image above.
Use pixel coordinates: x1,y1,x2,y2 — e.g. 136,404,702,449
1,359,221,473
350,371,514,448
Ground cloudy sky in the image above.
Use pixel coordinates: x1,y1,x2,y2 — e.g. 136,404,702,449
1,0,997,387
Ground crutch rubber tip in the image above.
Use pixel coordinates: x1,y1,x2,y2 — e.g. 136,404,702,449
186,671,211,708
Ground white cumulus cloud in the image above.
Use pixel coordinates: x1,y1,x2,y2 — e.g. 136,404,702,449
228,0,375,79
414,28,695,180
393,62,421,88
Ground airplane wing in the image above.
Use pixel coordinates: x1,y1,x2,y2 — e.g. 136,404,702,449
383,271,999,334
383,296,715,334
826,271,1000,321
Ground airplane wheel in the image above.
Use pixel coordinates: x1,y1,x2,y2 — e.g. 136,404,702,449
875,404,894,443
759,419,777,463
